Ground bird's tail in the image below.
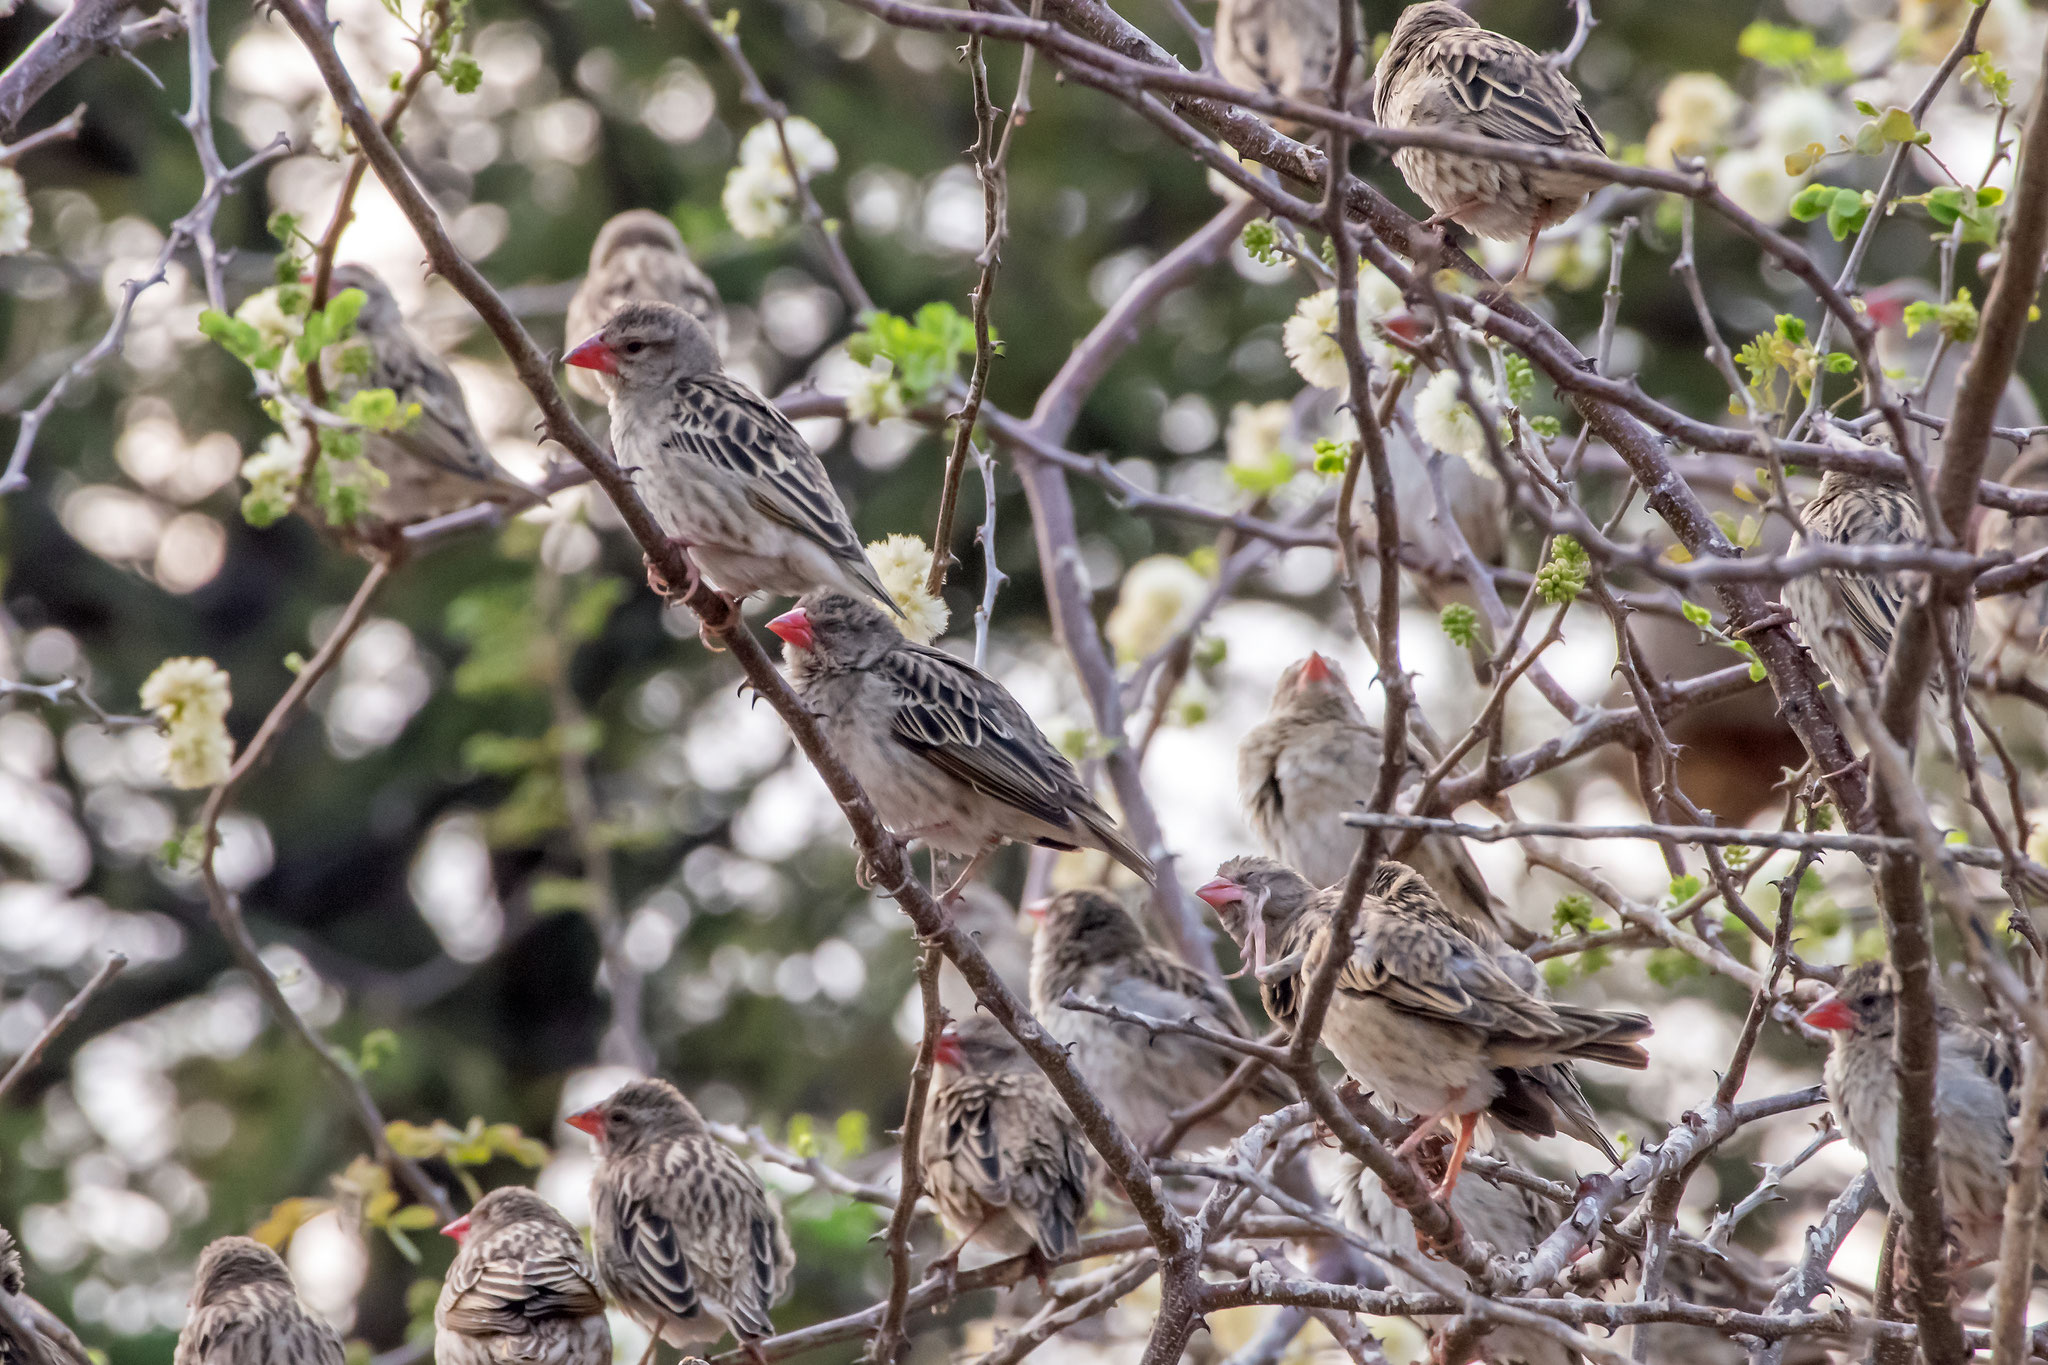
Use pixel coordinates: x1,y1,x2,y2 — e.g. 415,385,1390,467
1548,1005,1654,1070
1081,812,1156,884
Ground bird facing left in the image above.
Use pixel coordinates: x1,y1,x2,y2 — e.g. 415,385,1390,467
435,1187,610,1365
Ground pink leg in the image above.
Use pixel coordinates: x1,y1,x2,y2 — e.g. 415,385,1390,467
1432,1112,1480,1201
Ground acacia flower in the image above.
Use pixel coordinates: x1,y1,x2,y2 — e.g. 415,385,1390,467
1104,555,1208,663
722,161,794,239
0,168,30,256
1413,369,1502,475
142,656,235,790
1281,271,1403,388
866,533,949,645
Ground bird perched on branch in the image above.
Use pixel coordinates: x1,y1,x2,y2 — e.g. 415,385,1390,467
1371,1,1607,284
565,303,896,616
920,1016,1093,1267
435,1187,610,1365
568,1079,793,1359
1213,0,1361,129
1198,857,1648,1198
173,1237,345,1365
323,264,539,535
564,210,726,407
0,1227,89,1365
1029,888,1291,1154
1974,446,2048,683
769,591,1154,894
1236,651,1532,947
1803,961,2024,1272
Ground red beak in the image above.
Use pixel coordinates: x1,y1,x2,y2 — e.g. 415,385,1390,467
564,333,618,374
440,1215,471,1243
1864,284,1906,330
767,607,815,652
1380,311,1424,343
1800,994,1856,1032
1023,898,1050,922
932,1026,964,1069
1196,877,1246,909
565,1104,605,1137
1298,652,1332,688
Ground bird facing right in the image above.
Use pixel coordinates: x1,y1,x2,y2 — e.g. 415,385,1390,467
173,1237,346,1365
919,1015,1094,1264
1029,887,1291,1154
1371,2,1607,282
1198,856,1648,1197
564,210,726,407
568,1079,794,1355
435,1186,610,1365
0,1226,90,1365
563,302,895,612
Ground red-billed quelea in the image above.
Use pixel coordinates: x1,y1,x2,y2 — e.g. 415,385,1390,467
564,211,726,407
1803,961,2026,1271
1236,651,1531,947
1372,2,1606,283
769,591,1154,890
568,1080,794,1358
1213,0,1356,128
563,303,896,612
0,1226,89,1365
324,265,539,533
1028,888,1289,1153
1198,858,1648,1197
920,1016,1093,1266
173,1237,345,1365
435,1187,609,1365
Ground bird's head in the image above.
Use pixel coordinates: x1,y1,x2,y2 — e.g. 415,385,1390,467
565,1077,703,1156
590,209,686,268
189,1237,295,1308
324,263,402,334
1379,1,1478,72
934,1015,1024,1076
564,301,719,391
1034,888,1147,965
1197,855,1314,978
446,1186,561,1245
768,591,903,666
932,1023,965,1071
1267,652,1365,725
1800,960,1896,1039
1864,278,1938,334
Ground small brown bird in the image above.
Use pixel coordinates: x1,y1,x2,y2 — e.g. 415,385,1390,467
920,1016,1094,1265
1803,961,2025,1271
0,1227,89,1365
1213,0,1359,123
1371,2,1607,283
769,591,1154,892
1236,651,1530,947
435,1187,610,1365
323,264,539,533
564,210,726,407
1197,857,1649,1197
173,1237,345,1365
1029,887,1289,1153
564,303,895,612
1976,448,2048,682
568,1079,794,1357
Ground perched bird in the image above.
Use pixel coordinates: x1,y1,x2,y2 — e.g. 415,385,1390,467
322,265,539,534
435,1187,610,1365
173,1237,346,1365
920,1016,1093,1264
1213,0,1358,124
1236,651,1530,948
0,1227,89,1365
1197,857,1649,1197
1029,887,1290,1153
564,210,726,407
769,591,1154,890
563,303,896,613
1976,446,2048,682
1803,961,2023,1270
1371,2,1607,283
568,1079,794,1356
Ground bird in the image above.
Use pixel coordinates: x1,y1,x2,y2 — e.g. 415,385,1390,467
919,1015,1094,1267
1975,446,2048,683
1028,887,1290,1153
1212,0,1359,127
567,1079,794,1359
1196,857,1649,1198
173,1236,346,1365
1371,1,1607,284
435,1186,610,1365
768,590,1155,894
321,264,539,535
0,1227,89,1365
562,303,897,616
1236,650,1532,948
564,210,726,407
1803,960,2024,1272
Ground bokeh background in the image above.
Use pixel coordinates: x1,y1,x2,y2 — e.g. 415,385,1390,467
2,0,2046,1358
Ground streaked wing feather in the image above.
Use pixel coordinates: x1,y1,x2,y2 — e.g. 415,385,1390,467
882,645,1090,829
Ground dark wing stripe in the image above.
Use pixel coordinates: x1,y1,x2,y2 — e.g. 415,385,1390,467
674,376,869,567
883,647,1090,829
624,1207,701,1320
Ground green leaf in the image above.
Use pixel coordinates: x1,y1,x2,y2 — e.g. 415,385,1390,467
1877,106,1919,144
1789,183,1838,222
445,53,482,93
198,309,265,362
1682,600,1714,631
357,1029,399,1072
1504,352,1536,407
1551,893,1600,935
1824,188,1869,241
1311,438,1348,475
1775,314,1807,344
531,875,596,913
1529,414,1562,438
1666,873,1704,905
1824,351,1856,374
267,210,301,244
1535,534,1590,606
1241,220,1282,267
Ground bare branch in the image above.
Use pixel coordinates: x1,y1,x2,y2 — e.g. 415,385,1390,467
0,952,127,1102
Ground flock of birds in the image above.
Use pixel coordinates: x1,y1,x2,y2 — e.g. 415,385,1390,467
6,1,2032,1363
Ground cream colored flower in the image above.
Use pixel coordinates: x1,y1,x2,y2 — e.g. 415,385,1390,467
866,533,949,645
1105,555,1209,663
737,117,839,188
843,359,906,424
164,726,233,790
1225,401,1293,470
1715,146,1798,225
1282,274,1401,389
241,434,303,504
722,161,794,239
142,656,235,790
0,168,30,256
1646,73,1741,167
1413,369,1501,476
234,286,303,353
1754,86,1842,161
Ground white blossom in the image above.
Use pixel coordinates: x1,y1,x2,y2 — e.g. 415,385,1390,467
1715,146,1798,225
722,162,794,239
241,435,303,505
1225,401,1293,470
865,533,949,645
843,359,906,424
1413,369,1501,475
234,287,303,353
0,168,30,256
737,117,839,189
1282,275,1400,389
1104,555,1209,663
164,727,233,790
1754,86,1843,161
141,656,235,790
1646,73,1741,167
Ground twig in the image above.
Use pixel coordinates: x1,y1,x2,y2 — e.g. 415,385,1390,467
0,675,157,729
869,946,942,1364
0,952,127,1101
1990,954,2048,1365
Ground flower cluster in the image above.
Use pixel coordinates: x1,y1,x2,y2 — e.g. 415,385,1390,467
141,656,236,789
1413,370,1504,475
0,167,30,256
866,533,950,645
1105,555,1209,663
1645,73,1741,169
843,358,907,425
723,118,840,240
1280,267,1404,388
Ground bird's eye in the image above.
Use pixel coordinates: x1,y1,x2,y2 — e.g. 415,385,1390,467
623,341,647,355
1858,994,1876,1009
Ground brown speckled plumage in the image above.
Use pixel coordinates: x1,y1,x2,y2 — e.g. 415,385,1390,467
0,1228,89,1365
575,1079,793,1351
174,1238,345,1365
1213,0,1358,125
1029,888,1288,1152
564,211,725,406
920,1016,1093,1260
435,1187,609,1365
